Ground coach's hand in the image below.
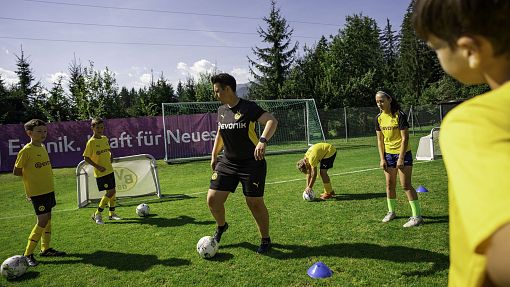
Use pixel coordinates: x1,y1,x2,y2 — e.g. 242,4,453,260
211,157,218,170
254,142,266,160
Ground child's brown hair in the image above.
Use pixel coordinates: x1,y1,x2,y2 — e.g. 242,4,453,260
24,119,46,131
91,117,104,127
412,0,510,56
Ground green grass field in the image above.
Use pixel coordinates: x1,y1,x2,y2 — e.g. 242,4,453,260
0,135,449,287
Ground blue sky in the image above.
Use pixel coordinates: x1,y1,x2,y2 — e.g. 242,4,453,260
0,0,411,89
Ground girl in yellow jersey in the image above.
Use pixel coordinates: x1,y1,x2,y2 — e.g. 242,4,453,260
374,91,423,228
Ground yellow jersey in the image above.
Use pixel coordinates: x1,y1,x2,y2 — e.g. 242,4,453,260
375,110,411,154
83,136,114,177
440,82,510,287
14,143,54,197
304,143,336,168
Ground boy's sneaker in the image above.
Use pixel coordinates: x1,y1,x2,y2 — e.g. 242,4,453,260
24,254,38,267
257,238,271,254
91,213,104,225
403,216,424,227
109,213,122,220
382,212,396,223
213,222,229,243
40,248,66,257
320,191,336,200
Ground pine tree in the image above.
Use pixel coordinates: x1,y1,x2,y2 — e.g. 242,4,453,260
248,0,298,99
396,0,443,105
12,47,44,121
380,18,399,94
68,57,88,120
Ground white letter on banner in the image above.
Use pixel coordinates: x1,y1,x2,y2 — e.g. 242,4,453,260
168,129,180,143
8,139,22,155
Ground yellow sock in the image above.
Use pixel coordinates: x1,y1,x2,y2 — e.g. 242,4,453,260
41,220,52,252
409,200,422,217
24,224,44,256
323,182,333,193
95,195,110,216
109,195,116,217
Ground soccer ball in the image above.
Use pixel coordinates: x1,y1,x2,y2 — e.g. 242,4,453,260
196,236,219,259
1,255,28,279
136,203,150,217
303,189,315,201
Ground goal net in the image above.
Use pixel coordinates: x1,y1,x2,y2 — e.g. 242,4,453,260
416,127,441,160
76,154,162,207
161,99,325,163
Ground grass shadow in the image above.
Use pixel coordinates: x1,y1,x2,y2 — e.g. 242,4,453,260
221,241,448,276
108,214,215,228
43,251,190,271
422,215,449,225
334,192,386,201
4,271,40,282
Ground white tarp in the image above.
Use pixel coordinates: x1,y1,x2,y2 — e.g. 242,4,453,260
76,154,161,207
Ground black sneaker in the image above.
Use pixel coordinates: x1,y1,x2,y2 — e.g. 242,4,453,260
257,238,271,254
25,254,38,267
40,248,66,257
213,222,229,243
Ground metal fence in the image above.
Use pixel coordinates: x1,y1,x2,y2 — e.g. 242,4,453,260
318,105,442,140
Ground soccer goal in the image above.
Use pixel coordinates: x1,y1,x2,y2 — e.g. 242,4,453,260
415,127,441,160
161,99,325,163
76,154,162,208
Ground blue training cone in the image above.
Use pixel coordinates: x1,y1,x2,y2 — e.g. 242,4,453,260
416,185,429,193
307,261,333,279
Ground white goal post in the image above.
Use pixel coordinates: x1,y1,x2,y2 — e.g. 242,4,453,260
161,99,325,163
76,154,162,208
416,127,441,161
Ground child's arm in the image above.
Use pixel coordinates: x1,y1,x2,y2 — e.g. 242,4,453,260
376,131,387,170
486,223,510,286
13,167,22,176
307,166,318,190
84,156,106,172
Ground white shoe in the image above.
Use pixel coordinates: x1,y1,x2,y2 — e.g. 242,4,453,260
92,213,104,225
403,216,424,227
109,213,122,220
382,212,396,223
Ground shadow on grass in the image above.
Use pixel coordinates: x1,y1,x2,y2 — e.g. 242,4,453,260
43,251,190,271
336,144,375,150
4,271,40,282
221,242,448,276
334,192,386,201
82,194,196,209
422,215,449,225
107,214,215,228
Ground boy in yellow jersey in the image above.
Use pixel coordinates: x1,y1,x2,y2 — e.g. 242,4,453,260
413,1,510,286
83,118,121,224
13,119,66,267
296,143,337,200
375,91,423,228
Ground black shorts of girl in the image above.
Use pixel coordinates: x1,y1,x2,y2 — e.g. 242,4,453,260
31,191,56,215
319,152,337,170
96,172,116,191
384,151,413,168
210,157,267,197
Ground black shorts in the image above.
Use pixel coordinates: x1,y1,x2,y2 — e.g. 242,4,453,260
31,192,56,215
96,172,116,191
385,151,413,168
210,157,267,197
320,152,337,170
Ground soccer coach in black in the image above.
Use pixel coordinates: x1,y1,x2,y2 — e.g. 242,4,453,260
208,73,278,254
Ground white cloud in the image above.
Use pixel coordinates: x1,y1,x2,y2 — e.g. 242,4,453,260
45,72,69,85
139,73,152,85
0,67,18,86
177,59,216,79
2,47,9,55
230,67,251,84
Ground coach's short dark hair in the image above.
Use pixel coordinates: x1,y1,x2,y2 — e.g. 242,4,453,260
24,119,46,131
412,0,510,56
211,73,236,92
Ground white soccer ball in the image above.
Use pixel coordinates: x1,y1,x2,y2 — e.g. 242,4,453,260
303,189,315,201
1,255,28,279
136,203,150,217
196,236,219,259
